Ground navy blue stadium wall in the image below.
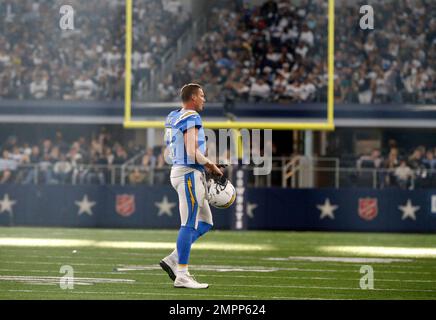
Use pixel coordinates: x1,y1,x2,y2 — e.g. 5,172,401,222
0,186,435,232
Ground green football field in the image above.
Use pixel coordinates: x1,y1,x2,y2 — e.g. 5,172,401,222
0,227,435,300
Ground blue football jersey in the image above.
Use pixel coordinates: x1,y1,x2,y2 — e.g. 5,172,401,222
165,108,206,171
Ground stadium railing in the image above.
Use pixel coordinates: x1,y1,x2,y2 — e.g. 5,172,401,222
283,156,436,189
2,159,435,189
1,164,123,186
121,150,147,185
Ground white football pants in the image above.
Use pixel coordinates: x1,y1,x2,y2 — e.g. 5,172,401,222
170,167,213,229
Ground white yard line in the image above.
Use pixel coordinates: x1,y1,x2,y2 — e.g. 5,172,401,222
0,269,124,275
2,261,114,266
2,253,436,270
0,289,353,300
115,264,435,275
0,275,135,283
195,283,436,293
2,289,263,299
1,260,434,276
263,256,414,263
1,269,435,284
135,272,436,283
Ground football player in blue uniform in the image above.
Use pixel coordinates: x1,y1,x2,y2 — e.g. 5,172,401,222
160,83,223,289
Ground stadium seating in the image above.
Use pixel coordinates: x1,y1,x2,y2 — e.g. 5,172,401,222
0,0,191,101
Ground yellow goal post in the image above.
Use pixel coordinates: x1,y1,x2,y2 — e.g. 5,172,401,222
123,0,335,131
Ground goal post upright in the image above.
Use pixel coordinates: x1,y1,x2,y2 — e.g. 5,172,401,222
123,0,335,131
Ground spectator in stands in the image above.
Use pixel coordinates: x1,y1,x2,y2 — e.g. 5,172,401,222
54,131,69,154
103,146,115,165
0,150,15,183
53,154,72,184
423,150,436,170
38,153,55,184
408,148,425,170
154,146,168,185
157,75,177,101
300,24,314,47
260,0,278,21
9,146,24,163
357,149,383,169
41,139,52,157
113,144,128,165
249,78,271,102
73,74,96,100
29,73,48,99
394,159,413,189
357,67,375,104
382,147,400,187
83,154,105,185
142,148,156,170
22,146,40,184
299,77,316,101
128,167,146,185
67,143,83,166
272,72,287,101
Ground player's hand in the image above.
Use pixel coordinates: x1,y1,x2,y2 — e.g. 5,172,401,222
205,163,224,177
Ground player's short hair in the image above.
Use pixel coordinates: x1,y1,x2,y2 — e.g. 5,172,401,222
180,83,202,102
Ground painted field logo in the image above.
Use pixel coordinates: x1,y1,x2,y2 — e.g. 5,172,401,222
116,194,136,217
358,198,378,221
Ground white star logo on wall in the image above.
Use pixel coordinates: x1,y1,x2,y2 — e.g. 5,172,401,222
0,194,16,214
398,199,420,221
316,198,338,220
75,195,96,216
155,196,176,217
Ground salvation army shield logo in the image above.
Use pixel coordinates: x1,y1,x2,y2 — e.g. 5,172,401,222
358,198,378,221
116,194,135,217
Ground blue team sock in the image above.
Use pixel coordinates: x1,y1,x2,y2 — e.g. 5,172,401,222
177,226,195,265
192,221,213,243
176,223,213,265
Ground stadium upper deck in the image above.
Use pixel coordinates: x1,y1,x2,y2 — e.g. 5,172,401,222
0,0,433,104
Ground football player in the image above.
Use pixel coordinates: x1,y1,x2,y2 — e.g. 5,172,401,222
160,83,223,289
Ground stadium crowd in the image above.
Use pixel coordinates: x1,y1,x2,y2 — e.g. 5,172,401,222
1,0,433,104
1,126,435,189
161,0,435,104
0,0,190,101
334,0,435,104
158,0,325,103
353,142,436,189
0,126,282,186
0,128,143,185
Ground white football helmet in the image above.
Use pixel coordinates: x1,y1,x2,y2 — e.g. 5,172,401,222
207,177,236,209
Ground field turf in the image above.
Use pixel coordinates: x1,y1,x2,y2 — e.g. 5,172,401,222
0,227,435,300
